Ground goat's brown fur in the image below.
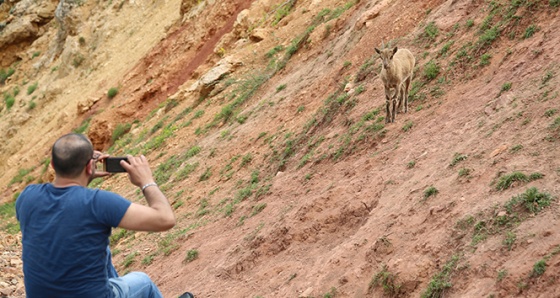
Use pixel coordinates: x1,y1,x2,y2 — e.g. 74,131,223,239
375,46,415,123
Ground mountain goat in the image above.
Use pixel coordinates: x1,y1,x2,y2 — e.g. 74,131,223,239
375,46,415,123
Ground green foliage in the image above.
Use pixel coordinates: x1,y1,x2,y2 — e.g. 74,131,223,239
186,145,201,158
240,153,253,167
184,249,199,263
478,26,500,49
176,162,199,181
402,121,414,132
424,186,439,200
27,82,38,95
505,187,553,214
0,68,15,84
199,167,212,182
322,287,338,298
510,144,523,153
465,19,474,28
142,255,153,265
369,265,402,296
123,251,138,268
503,231,516,251
424,60,440,81
251,203,267,217
495,171,543,191
112,123,132,142
497,269,507,282
265,45,284,58
28,100,36,110
479,53,492,66
9,168,33,186
276,84,287,92
107,87,118,99
0,201,20,234
501,82,512,92
551,0,560,7
523,25,538,39
4,94,15,110
531,260,546,277
424,22,439,40
421,255,459,298
272,0,296,26
449,153,467,167
544,109,557,117
407,160,416,168
458,168,471,177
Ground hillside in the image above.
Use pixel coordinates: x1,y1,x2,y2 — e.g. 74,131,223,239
1,0,560,297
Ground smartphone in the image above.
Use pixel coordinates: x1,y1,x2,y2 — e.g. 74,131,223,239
104,157,129,173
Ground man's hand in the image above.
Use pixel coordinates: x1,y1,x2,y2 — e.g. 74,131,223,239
91,150,111,179
120,155,156,188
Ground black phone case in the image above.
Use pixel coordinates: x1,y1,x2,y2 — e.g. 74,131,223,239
104,157,128,173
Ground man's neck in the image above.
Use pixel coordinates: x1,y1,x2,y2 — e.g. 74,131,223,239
52,176,87,188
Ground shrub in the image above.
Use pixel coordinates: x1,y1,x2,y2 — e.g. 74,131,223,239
523,25,538,39
0,68,15,84
449,153,467,167
184,249,199,263
424,186,438,199
424,60,440,81
551,0,560,7
107,87,118,99
5,94,15,110
27,82,38,95
424,22,439,40
532,260,546,277
505,187,553,214
112,123,131,142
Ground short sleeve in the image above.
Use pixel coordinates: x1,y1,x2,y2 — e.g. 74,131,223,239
91,190,132,227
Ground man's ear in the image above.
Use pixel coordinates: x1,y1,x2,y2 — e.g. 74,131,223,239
85,159,94,176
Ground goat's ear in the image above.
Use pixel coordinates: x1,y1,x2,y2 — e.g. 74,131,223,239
375,48,381,54
392,47,398,55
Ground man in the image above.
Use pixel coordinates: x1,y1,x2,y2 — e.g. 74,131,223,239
16,133,193,297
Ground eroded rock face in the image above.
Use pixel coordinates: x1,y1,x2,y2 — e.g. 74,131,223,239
0,0,58,67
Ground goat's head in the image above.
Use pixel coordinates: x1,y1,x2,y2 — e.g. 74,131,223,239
375,47,398,70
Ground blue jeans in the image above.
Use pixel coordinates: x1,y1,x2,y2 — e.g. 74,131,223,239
106,247,163,298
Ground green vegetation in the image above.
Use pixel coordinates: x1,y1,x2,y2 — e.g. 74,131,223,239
407,160,416,168
510,144,523,153
27,82,38,95
504,187,553,215
0,68,15,84
531,259,546,277
272,0,296,26
421,255,459,298
0,201,19,234
423,22,439,40
423,186,439,200
112,123,132,142
107,87,118,99
402,121,414,132
479,53,492,66
9,168,34,186
123,251,138,268
424,60,440,81
449,153,467,167
544,108,557,117
276,84,287,92
369,265,402,296
495,171,543,191
523,25,538,39
4,94,15,110
503,231,516,251
184,249,199,263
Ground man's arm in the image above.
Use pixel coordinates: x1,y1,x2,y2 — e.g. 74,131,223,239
117,155,176,232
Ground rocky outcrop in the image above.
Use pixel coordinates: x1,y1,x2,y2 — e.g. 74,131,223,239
0,0,58,67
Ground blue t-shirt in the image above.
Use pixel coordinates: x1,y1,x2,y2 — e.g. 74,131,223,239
16,184,131,298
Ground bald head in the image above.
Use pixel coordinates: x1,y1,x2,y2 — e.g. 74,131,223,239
52,133,94,178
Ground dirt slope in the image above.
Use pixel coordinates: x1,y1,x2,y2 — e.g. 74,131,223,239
1,0,560,297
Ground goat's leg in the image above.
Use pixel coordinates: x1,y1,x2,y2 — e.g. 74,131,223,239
403,76,411,113
391,95,398,123
384,88,392,123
